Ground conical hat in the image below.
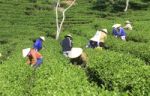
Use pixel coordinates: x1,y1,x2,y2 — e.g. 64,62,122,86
22,48,30,57
112,24,121,28
68,48,83,58
40,36,45,41
65,34,72,38
101,29,108,34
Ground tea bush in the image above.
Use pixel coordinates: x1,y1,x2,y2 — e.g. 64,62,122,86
0,38,125,96
106,36,150,64
87,50,150,96
0,0,150,95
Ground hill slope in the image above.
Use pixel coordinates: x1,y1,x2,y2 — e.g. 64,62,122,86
0,0,150,96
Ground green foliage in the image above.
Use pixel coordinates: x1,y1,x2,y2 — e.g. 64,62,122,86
87,50,150,96
130,1,149,10
92,0,150,13
106,36,150,64
0,0,150,95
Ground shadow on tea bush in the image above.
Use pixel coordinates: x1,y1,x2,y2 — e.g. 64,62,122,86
0,40,8,45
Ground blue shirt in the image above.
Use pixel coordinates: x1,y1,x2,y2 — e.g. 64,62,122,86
112,27,126,37
33,38,43,51
61,37,72,52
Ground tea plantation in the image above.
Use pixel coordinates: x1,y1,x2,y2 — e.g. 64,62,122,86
0,0,150,96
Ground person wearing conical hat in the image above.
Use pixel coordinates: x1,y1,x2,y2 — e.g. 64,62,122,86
112,24,126,41
124,20,132,30
68,48,87,68
22,48,43,68
33,36,45,51
87,30,101,48
87,29,108,49
61,34,73,57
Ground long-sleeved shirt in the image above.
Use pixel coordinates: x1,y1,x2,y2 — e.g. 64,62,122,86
27,49,42,65
61,37,73,52
33,38,43,51
112,27,126,37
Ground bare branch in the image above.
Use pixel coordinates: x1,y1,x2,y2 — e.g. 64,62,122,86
55,0,60,39
124,0,129,12
55,0,76,40
59,0,76,33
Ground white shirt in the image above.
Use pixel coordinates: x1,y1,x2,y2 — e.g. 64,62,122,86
90,31,101,42
124,24,132,30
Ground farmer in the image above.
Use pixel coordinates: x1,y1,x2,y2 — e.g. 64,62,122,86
87,29,108,49
22,48,43,68
124,20,132,30
33,36,45,51
87,29,101,48
112,24,126,41
60,34,73,57
68,48,87,68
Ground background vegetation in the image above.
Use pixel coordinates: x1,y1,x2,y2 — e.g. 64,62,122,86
0,0,150,95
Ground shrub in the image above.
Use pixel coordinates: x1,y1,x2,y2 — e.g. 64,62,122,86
87,50,150,96
92,0,149,12
106,36,150,64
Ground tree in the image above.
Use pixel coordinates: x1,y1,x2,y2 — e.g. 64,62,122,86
55,0,76,40
124,0,129,12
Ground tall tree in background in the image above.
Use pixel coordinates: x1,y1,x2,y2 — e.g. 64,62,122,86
124,0,129,12
55,0,76,40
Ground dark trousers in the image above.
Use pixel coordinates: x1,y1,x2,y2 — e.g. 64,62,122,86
33,58,43,68
89,40,99,48
89,41,109,49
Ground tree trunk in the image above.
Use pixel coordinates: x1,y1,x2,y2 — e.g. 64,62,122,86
124,0,129,12
55,0,76,40
55,0,60,40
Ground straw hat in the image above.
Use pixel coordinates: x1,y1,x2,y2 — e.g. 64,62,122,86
101,29,108,34
22,48,30,57
125,20,131,24
112,24,121,28
65,34,72,38
68,48,83,58
40,36,45,41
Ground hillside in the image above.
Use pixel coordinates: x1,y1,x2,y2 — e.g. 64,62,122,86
0,0,150,96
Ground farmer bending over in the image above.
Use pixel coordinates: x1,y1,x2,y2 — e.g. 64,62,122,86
68,48,87,68
87,29,108,49
124,20,132,30
112,24,126,41
61,34,73,57
22,48,43,68
33,36,45,51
